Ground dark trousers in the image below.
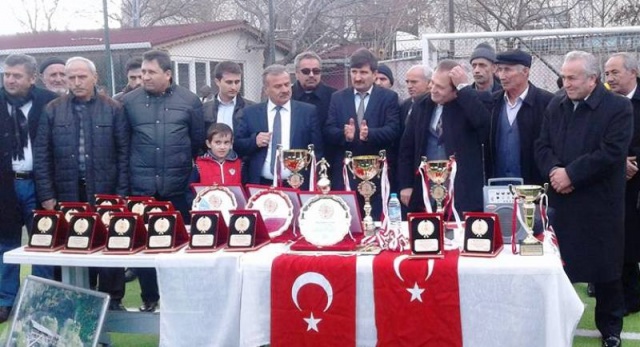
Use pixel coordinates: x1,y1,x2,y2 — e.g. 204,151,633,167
594,279,625,338
137,193,190,303
622,262,640,311
78,181,126,301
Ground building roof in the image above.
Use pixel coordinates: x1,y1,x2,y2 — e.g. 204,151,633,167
0,20,271,54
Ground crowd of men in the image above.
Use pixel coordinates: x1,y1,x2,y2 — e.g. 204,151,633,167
0,44,638,347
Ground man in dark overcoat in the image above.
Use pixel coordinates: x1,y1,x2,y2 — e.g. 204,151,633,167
535,51,633,347
605,52,640,316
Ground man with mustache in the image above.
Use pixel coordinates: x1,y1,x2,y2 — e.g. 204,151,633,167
234,64,323,189
39,57,67,95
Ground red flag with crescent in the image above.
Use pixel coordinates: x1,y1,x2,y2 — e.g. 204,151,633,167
271,254,356,346
373,251,462,346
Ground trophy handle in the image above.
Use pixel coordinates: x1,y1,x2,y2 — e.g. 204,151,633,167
508,184,516,196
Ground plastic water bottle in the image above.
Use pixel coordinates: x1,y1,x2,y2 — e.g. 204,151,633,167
388,193,402,231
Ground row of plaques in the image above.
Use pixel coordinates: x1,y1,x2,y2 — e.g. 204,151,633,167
407,212,504,258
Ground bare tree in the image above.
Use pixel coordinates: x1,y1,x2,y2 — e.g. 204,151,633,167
12,0,61,33
115,0,218,27
611,0,640,25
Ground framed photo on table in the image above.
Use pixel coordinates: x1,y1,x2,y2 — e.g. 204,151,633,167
1,276,109,347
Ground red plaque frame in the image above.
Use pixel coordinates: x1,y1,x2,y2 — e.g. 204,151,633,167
407,212,445,259
461,212,504,258
61,212,107,254
224,210,270,252
186,211,229,253
103,212,148,254
25,210,68,252
143,211,189,253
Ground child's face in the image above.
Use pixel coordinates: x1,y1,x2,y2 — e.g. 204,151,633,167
206,133,233,159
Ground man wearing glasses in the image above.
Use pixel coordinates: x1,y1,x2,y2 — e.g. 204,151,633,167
292,52,336,178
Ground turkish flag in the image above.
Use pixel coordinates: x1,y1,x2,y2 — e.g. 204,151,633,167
271,254,356,347
373,251,462,346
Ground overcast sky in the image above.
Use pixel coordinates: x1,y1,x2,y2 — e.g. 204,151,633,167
0,1,120,36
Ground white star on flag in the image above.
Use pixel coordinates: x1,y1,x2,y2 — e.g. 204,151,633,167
304,312,322,332
406,282,425,302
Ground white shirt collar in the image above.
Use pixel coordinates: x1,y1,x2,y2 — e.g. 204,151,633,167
626,85,638,99
267,99,291,112
504,86,529,108
217,94,236,106
353,85,374,96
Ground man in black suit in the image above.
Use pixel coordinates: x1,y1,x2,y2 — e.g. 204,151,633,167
292,51,336,178
0,54,58,323
605,52,640,317
203,61,254,132
488,49,553,185
324,48,400,219
398,60,489,214
234,64,323,189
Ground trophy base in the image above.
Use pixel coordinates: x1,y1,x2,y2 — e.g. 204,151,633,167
519,241,543,256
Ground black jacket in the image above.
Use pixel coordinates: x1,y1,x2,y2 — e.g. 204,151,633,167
123,84,204,197
625,79,640,262
203,94,254,131
535,83,633,282
398,87,490,213
34,92,130,205
0,86,57,240
488,82,554,185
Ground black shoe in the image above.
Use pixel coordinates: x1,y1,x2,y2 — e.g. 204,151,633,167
108,301,126,311
587,283,596,297
602,336,621,347
139,301,159,312
124,268,137,283
0,306,11,323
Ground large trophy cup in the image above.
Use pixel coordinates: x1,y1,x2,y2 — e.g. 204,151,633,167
279,144,314,189
346,150,385,236
509,183,548,256
421,156,453,213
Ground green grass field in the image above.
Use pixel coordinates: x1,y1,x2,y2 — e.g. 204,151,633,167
2,269,640,346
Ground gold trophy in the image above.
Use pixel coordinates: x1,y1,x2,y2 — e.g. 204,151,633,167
346,150,385,235
509,183,548,256
421,156,453,213
279,144,314,189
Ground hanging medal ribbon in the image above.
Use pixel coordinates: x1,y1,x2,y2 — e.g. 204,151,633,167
343,156,351,192
380,156,390,231
418,161,432,213
309,148,316,192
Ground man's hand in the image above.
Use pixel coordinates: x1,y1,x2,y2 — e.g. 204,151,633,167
344,118,355,142
549,167,573,193
42,199,57,210
449,66,469,89
255,132,272,148
359,120,368,142
400,188,413,207
626,156,638,180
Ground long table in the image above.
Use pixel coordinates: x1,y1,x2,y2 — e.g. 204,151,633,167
4,244,584,347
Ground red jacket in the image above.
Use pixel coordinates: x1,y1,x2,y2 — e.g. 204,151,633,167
195,152,242,186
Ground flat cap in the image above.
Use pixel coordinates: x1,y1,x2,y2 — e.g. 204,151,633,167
496,49,532,68
39,57,66,74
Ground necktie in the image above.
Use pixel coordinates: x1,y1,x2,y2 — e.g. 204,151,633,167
10,106,28,160
270,105,282,175
356,92,367,124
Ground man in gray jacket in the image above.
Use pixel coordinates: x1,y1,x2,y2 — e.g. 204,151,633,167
122,49,204,312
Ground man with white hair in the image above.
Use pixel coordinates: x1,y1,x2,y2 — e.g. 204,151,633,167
34,56,130,311
536,50,633,347
605,52,640,318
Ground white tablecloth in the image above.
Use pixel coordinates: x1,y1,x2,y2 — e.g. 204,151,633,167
4,245,584,347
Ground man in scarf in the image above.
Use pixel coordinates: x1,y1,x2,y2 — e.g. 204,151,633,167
0,54,58,323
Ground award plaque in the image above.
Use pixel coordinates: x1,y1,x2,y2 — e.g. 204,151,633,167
192,184,247,209
103,212,147,254
96,205,127,229
25,210,68,251
95,194,125,206
246,188,294,240
192,185,238,225
461,212,504,257
142,201,175,223
225,210,270,251
299,191,363,235
61,212,107,254
407,213,445,258
186,211,229,252
58,202,93,223
298,194,352,247
144,211,189,253
126,196,155,216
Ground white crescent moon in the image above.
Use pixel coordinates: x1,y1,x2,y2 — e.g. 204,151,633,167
291,272,334,312
393,254,410,282
425,259,434,281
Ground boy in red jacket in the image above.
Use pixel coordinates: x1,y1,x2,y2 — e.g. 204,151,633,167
194,123,242,185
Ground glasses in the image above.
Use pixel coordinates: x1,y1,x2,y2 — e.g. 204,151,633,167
300,68,322,75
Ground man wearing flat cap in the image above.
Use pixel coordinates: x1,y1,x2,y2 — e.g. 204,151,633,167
488,49,553,185
470,42,501,94
39,57,67,95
